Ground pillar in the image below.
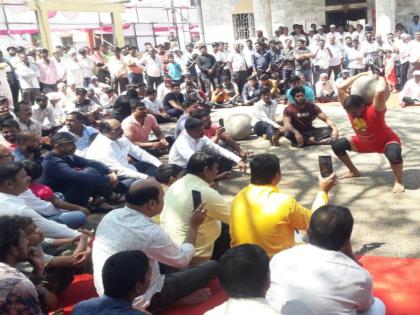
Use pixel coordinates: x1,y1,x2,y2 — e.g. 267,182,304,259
252,0,273,40
35,8,53,51
375,0,396,36
111,11,125,48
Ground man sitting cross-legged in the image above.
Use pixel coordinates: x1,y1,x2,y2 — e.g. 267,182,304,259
92,179,218,314
267,205,385,315
73,250,151,315
230,154,336,258
87,118,161,190
204,244,279,315
283,86,339,147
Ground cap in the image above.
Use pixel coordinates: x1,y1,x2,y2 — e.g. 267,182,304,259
91,75,98,80
47,92,61,101
413,70,420,76
51,132,75,146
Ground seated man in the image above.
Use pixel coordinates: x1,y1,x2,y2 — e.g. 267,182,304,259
230,154,335,258
286,75,315,104
267,205,385,315
0,144,12,164
211,85,229,108
92,179,217,313
0,96,16,122
175,98,200,137
58,111,98,157
87,119,161,188
73,87,102,125
162,82,184,118
283,86,338,147
143,88,174,123
122,100,170,156
12,131,42,163
100,87,118,109
0,161,79,239
32,95,56,133
191,109,249,159
204,244,278,315
161,152,230,264
315,73,338,103
73,250,150,315
0,119,20,150
15,101,42,136
400,70,420,107
251,87,283,146
242,75,260,106
155,164,185,188
0,216,43,314
221,76,242,105
39,132,119,208
169,118,246,173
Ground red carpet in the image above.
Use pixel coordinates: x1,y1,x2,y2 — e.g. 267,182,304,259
52,256,420,315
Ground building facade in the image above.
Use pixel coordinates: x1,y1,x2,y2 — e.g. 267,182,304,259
200,0,418,43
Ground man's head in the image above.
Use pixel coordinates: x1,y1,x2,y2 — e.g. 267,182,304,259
102,250,151,302
245,39,253,49
254,41,262,52
0,162,30,195
7,46,17,56
75,88,88,102
51,132,77,156
15,101,32,122
413,70,420,83
352,37,359,49
15,132,41,154
296,39,305,49
14,216,44,247
126,179,164,217
130,100,148,120
171,83,181,94
290,86,306,106
0,144,12,165
260,87,272,104
155,164,184,186
65,112,84,133
414,15,419,24
319,72,329,82
18,52,28,64
285,38,292,49
191,109,212,129
35,95,48,109
199,44,207,54
146,88,157,101
343,95,366,118
21,159,43,181
98,119,124,141
186,151,219,183
327,34,335,45
250,154,281,186
289,75,302,88
365,31,373,42
318,38,326,48
329,24,336,33
247,75,257,87
0,97,11,119
0,119,20,145
185,118,205,140
219,244,270,299
0,216,29,263
308,205,354,251
183,98,199,115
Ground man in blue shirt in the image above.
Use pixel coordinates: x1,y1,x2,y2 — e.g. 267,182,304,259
73,250,150,315
286,75,315,104
251,41,271,76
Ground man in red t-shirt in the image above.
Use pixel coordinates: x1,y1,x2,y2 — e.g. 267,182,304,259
333,72,404,193
283,86,339,147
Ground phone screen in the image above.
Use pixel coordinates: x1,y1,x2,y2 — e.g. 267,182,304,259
192,190,202,210
318,155,333,178
218,118,224,128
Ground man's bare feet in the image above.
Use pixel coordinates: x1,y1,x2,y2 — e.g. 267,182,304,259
176,288,212,305
393,182,405,193
339,170,361,179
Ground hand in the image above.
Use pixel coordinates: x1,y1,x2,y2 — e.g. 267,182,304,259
318,173,337,193
295,131,304,147
208,69,213,75
28,249,45,276
237,160,247,173
73,248,91,267
189,203,207,228
331,128,339,140
160,138,169,146
108,172,119,188
216,127,225,137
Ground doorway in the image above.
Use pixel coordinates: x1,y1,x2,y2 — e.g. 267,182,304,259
326,8,367,27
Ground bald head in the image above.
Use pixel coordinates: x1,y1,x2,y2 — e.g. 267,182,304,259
0,144,12,164
126,179,163,210
98,118,123,140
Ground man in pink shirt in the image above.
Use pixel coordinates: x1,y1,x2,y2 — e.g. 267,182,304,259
37,49,58,92
122,100,171,157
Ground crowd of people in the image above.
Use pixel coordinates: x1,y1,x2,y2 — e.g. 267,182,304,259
0,15,418,315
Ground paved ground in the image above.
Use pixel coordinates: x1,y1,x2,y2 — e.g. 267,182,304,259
211,102,420,258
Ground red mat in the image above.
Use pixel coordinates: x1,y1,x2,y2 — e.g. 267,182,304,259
52,256,420,315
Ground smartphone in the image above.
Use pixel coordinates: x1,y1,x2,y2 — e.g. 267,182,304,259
318,155,333,178
192,190,202,210
218,118,224,128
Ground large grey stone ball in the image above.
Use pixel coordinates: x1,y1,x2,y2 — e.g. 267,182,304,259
225,114,252,141
350,75,378,105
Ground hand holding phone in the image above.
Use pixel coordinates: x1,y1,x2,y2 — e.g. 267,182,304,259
218,118,224,128
192,190,202,210
318,155,333,178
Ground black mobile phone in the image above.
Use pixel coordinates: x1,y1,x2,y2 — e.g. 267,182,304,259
192,190,202,210
318,155,333,178
218,118,224,128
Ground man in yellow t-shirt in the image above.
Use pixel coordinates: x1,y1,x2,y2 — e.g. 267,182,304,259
230,154,336,258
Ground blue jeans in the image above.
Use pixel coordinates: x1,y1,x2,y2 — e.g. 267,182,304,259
48,211,87,229
254,121,277,140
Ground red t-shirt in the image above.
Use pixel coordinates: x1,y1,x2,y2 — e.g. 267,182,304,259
29,182,54,201
283,103,322,133
204,124,219,139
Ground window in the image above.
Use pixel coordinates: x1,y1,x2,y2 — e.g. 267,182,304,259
325,0,366,5
232,13,255,40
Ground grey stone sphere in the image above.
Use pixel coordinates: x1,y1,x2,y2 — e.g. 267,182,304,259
350,75,378,104
225,114,252,141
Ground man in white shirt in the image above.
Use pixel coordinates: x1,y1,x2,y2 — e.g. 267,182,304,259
32,95,56,131
108,48,128,94
228,42,248,94
312,38,332,82
15,101,42,137
0,161,80,239
15,53,41,104
143,88,174,123
205,244,279,315
141,49,163,90
361,31,380,72
92,179,217,312
168,118,246,172
86,118,161,189
251,87,282,147
398,33,412,87
267,205,385,315
348,38,365,76
78,48,95,88
326,34,343,79
400,70,420,107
